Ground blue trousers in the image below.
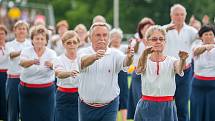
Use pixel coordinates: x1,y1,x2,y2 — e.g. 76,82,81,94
78,96,119,121
175,67,193,121
0,72,7,120
127,72,142,119
134,100,178,121
19,84,55,121
190,78,215,121
118,70,128,110
55,91,78,121
6,78,20,121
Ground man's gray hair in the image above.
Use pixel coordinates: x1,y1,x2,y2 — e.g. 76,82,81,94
89,22,111,38
110,28,123,39
170,4,187,16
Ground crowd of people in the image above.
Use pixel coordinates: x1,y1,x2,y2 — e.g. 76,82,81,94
0,3,215,121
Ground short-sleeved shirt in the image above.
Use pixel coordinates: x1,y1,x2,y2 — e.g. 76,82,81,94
193,44,215,77
54,54,79,88
77,46,127,103
6,39,32,75
0,46,10,69
141,56,178,96
163,23,197,64
20,47,57,84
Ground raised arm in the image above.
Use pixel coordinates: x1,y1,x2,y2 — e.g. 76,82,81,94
193,44,214,57
19,59,40,68
55,70,79,79
123,46,134,67
174,51,188,75
81,49,105,69
10,51,21,59
136,47,153,74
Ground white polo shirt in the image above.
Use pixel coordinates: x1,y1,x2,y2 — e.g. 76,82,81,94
54,54,79,88
0,46,10,69
141,56,179,96
193,45,215,77
6,39,32,75
164,23,197,64
20,47,57,84
78,46,127,103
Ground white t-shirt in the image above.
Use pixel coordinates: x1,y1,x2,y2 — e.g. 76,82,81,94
77,46,127,103
163,23,197,64
0,46,10,69
6,39,32,75
20,47,57,84
141,56,179,96
193,45,215,77
54,54,79,88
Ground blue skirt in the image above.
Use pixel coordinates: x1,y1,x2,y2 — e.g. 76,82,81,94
118,70,128,110
6,77,20,121
190,77,215,121
19,84,55,121
0,71,7,120
134,99,178,121
55,90,79,121
127,72,142,119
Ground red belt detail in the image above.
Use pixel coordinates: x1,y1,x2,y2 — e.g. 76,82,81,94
194,74,215,81
0,69,7,72
141,95,174,102
20,81,53,88
57,87,78,93
8,74,20,78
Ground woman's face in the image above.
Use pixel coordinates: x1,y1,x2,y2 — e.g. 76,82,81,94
0,29,6,44
201,31,215,44
63,37,79,51
14,25,28,40
110,33,121,48
146,30,166,52
32,34,47,48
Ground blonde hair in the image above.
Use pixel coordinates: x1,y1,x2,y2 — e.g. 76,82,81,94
74,24,87,32
56,20,69,31
61,30,80,44
13,20,29,30
145,25,166,40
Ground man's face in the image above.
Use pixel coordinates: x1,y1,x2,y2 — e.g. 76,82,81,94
171,7,186,25
91,26,109,51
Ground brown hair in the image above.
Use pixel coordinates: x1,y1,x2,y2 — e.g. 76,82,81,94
30,25,49,43
137,17,155,39
61,30,80,44
56,20,69,32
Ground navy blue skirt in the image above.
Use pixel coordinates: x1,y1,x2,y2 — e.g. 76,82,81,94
118,70,128,110
55,90,78,121
190,77,215,121
134,99,178,121
0,71,7,120
127,72,142,119
19,84,55,121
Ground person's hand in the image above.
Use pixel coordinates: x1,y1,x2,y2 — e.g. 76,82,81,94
32,59,40,65
205,44,214,51
127,46,134,58
44,61,53,69
166,24,176,32
143,46,153,55
95,50,106,60
70,70,79,78
178,51,189,60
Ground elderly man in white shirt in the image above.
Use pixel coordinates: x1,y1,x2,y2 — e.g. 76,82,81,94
78,22,134,121
163,4,198,121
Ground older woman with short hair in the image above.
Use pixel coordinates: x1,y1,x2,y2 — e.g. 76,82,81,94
134,25,188,121
19,25,57,121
